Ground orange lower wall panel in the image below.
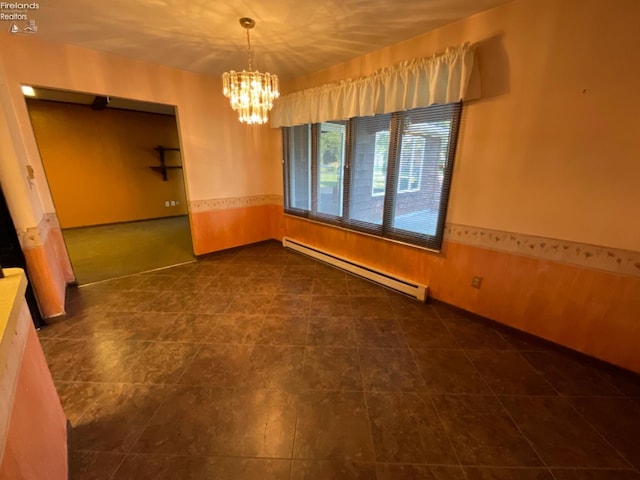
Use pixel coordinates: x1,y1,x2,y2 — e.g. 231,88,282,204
191,204,279,255
22,234,66,318
283,216,640,373
46,225,74,284
0,326,68,480
269,204,285,242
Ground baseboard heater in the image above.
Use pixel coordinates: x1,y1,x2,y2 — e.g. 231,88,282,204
282,237,427,302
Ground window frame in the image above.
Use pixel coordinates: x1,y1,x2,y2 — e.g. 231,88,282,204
282,102,462,252
282,124,312,218
315,121,347,222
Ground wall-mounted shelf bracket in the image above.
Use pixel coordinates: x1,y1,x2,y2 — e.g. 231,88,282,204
150,146,181,181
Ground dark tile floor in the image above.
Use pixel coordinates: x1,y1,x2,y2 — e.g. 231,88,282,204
38,241,640,480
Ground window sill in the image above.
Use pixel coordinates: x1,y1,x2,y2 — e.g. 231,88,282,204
283,213,444,255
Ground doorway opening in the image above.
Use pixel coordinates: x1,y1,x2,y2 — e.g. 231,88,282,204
25,87,195,285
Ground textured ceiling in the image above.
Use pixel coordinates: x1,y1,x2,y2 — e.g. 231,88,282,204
33,0,512,79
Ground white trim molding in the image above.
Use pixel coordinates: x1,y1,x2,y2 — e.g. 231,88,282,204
17,212,60,249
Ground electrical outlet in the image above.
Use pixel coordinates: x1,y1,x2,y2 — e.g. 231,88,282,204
471,276,483,289
170,200,176,206
165,201,170,207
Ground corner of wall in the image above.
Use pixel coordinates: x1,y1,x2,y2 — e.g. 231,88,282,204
19,214,69,318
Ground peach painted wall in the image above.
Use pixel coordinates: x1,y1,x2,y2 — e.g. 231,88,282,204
0,309,67,480
0,34,281,315
27,100,187,228
286,0,640,252
278,0,640,371
285,217,640,372
0,35,280,204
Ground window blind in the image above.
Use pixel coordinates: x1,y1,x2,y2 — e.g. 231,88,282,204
282,102,462,251
383,103,462,249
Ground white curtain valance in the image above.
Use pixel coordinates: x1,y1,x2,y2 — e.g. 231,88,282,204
270,42,475,128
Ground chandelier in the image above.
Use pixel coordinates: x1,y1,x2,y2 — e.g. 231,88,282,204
222,17,279,125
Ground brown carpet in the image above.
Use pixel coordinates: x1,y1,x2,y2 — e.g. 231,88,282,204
62,215,194,285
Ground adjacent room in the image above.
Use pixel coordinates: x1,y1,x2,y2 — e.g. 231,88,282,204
26,89,194,284
0,0,639,479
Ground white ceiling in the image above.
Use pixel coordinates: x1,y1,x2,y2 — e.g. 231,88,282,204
33,0,512,79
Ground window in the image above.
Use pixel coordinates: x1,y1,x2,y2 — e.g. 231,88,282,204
371,130,390,197
350,114,391,227
283,103,462,250
317,122,346,218
397,135,424,194
283,124,311,213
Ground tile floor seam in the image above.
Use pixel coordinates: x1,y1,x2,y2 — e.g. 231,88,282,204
373,460,469,466
354,341,380,469
396,309,438,390
299,315,311,386
83,452,296,459
407,346,432,396
199,312,228,344
430,394,468,475
431,308,469,353
148,313,187,343
433,307,553,473
168,341,207,387
514,350,563,397
288,397,300,477
87,336,154,384
464,357,555,471
592,366,631,397
405,341,466,473
110,374,194,476
563,396,639,472
64,381,124,429
106,453,128,480
494,328,524,351
47,242,640,479
501,355,640,470
393,311,415,352
548,466,640,471
465,358,552,471
443,464,565,469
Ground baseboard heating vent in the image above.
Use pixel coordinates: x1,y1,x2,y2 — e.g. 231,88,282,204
282,237,427,302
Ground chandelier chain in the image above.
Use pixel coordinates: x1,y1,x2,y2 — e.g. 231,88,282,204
246,28,253,71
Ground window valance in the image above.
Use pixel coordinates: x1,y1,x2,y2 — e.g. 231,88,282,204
270,42,475,128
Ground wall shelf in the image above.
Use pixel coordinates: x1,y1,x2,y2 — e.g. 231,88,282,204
151,146,181,181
